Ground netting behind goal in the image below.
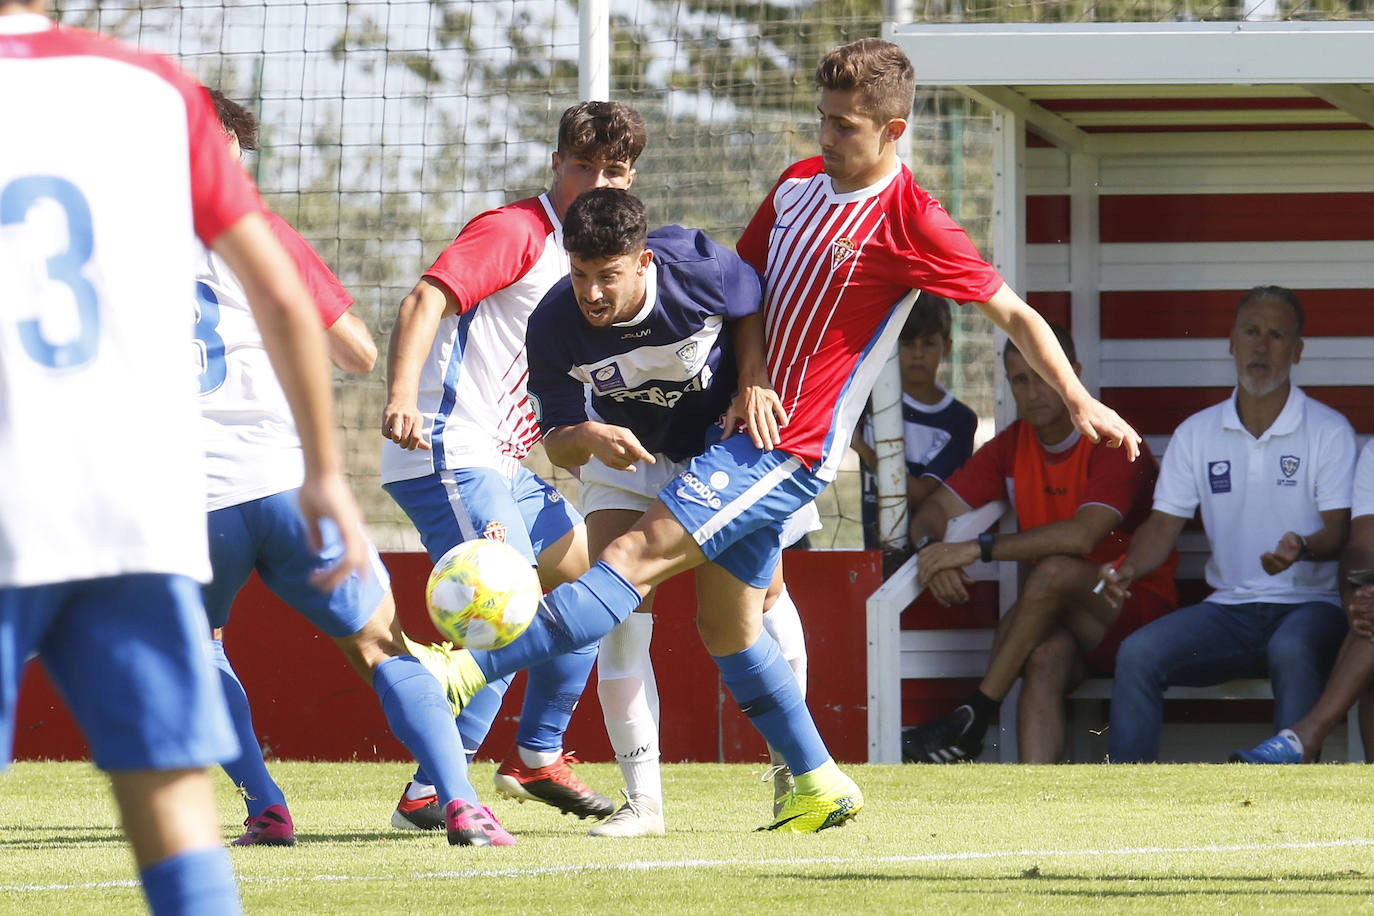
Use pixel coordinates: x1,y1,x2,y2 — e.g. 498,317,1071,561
52,0,1368,550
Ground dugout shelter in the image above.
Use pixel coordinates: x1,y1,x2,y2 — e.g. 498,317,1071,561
868,20,1374,763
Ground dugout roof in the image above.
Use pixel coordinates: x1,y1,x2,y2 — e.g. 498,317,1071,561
890,21,1374,148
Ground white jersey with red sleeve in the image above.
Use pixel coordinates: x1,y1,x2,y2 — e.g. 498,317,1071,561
0,15,260,588
380,194,565,484
197,210,354,511
737,157,1002,481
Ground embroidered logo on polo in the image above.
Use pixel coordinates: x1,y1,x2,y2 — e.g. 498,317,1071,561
1278,455,1300,487
590,363,627,394
676,342,698,365
482,520,508,542
1208,460,1231,494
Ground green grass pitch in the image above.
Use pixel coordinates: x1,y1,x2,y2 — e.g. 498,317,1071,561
3,760,1374,914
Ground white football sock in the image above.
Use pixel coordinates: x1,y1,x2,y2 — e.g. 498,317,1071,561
518,746,562,768
763,585,808,697
1278,728,1304,756
596,612,662,802
405,780,435,801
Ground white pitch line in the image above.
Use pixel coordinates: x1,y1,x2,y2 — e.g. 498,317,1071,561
3,837,1373,893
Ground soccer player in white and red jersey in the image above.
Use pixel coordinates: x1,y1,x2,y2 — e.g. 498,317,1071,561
416,39,1141,833
0,2,366,912
198,92,508,848
381,102,646,827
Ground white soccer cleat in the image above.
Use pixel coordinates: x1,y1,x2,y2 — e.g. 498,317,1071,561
587,791,665,838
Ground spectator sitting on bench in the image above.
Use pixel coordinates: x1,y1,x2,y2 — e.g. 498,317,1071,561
851,295,977,560
1099,285,1355,763
901,323,1176,763
1232,435,1374,764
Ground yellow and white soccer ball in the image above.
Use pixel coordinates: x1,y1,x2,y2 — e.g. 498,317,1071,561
425,538,541,650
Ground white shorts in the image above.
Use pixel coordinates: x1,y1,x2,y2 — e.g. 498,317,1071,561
580,454,822,549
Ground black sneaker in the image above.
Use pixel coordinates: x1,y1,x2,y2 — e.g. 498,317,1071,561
901,705,984,763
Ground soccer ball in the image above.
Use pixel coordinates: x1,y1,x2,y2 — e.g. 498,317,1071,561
425,539,541,650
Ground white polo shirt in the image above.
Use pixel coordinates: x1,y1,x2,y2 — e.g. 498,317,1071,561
1353,439,1374,521
1154,385,1355,606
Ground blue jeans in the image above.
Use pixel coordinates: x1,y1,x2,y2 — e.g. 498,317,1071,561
1108,600,1346,762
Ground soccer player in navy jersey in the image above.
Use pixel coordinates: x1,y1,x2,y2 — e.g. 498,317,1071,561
525,188,814,835
1,1,365,910
415,38,1141,832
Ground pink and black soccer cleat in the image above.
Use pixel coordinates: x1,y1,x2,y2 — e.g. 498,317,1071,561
445,799,516,847
232,803,295,847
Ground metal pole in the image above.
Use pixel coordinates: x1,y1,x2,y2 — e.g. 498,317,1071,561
579,0,610,100
872,2,918,555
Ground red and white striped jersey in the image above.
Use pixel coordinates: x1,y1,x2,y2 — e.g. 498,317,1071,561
381,194,564,484
0,14,259,587
737,157,1002,480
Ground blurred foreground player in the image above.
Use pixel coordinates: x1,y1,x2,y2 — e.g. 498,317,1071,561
0,2,365,912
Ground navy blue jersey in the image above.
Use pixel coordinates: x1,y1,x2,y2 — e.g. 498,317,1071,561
527,226,762,462
859,390,978,549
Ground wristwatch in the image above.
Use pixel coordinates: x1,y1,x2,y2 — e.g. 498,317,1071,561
978,531,996,563
913,535,940,554
1295,533,1311,562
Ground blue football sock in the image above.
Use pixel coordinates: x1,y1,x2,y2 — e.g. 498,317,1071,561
474,561,639,683
373,655,476,804
515,642,598,752
455,674,513,755
140,846,241,916
715,630,830,776
209,640,286,817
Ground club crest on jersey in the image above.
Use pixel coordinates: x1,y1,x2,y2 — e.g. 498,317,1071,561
830,236,857,270
676,342,698,365
482,521,508,543
591,363,628,394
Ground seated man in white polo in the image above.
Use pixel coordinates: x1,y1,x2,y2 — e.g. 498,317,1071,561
1098,286,1355,762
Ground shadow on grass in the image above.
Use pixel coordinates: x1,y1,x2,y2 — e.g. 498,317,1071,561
790,870,1373,895
0,829,127,849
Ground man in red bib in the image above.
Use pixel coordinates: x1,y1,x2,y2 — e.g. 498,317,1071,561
902,325,1176,763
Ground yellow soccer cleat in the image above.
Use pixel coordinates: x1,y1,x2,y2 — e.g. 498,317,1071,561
403,634,487,717
758,773,863,833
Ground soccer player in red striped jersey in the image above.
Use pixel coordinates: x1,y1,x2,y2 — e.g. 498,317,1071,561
414,39,1140,834
735,38,1138,475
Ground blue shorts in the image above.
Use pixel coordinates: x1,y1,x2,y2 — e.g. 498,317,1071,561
0,574,237,771
384,466,582,564
657,434,828,588
203,489,390,638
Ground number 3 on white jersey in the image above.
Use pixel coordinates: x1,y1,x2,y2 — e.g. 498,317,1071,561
1,175,101,370
192,280,227,394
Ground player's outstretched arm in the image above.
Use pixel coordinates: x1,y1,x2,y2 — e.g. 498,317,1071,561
383,278,453,450
212,211,367,589
722,312,787,449
975,284,1141,462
